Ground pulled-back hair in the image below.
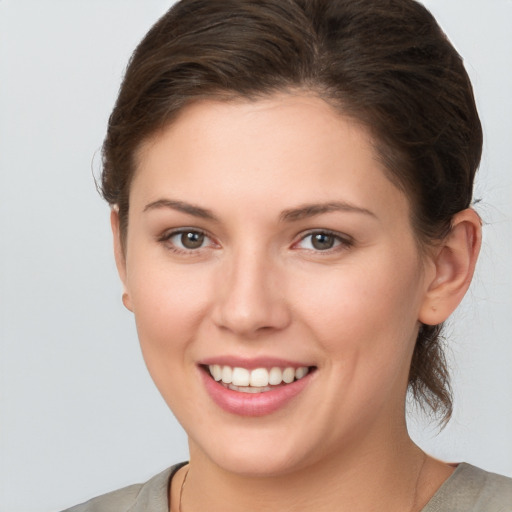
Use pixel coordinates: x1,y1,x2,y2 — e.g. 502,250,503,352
101,0,482,424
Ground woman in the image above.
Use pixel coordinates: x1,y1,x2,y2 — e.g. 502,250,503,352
64,0,511,510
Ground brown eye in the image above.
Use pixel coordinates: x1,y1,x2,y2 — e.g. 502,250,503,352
179,231,205,249
311,233,336,250
162,229,210,251
295,231,349,252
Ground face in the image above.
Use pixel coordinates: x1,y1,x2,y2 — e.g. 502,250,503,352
116,94,436,476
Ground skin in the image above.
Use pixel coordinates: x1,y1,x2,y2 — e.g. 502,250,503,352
112,94,481,511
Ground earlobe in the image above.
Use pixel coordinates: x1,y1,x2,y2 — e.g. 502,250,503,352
419,208,481,326
110,208,133,312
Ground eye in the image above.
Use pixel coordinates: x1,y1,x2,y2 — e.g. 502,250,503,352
160,229,214,252
295,231,350,251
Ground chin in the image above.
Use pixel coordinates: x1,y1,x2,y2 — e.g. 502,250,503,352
189,425,325,478
209,448,306,477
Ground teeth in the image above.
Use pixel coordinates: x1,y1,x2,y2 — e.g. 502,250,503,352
232,367,250,386
295,367,307,379
208,365,310,389
221,366,232,384
228,384,272,393
209,364,222,381
250,368,269,387
269,367,282,385
282,367,295,384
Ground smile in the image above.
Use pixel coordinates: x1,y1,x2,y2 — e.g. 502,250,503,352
200,361,316,416
208,365,310,393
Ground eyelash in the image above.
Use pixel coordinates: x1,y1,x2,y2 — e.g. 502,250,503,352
294,229,354,253
158,228,216,255
158,228,353,255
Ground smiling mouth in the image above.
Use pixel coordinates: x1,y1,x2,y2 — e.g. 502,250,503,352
204,364,315,394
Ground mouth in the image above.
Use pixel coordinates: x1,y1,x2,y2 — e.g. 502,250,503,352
199,357,317,416
202,364,315,393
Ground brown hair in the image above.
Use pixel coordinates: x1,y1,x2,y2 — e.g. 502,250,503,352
101,0,482,424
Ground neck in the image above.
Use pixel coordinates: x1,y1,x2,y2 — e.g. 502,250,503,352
174,428,441,512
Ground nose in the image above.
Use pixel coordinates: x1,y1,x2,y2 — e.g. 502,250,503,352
212,247,291,338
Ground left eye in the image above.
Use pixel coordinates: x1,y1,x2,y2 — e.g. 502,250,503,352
167,230,210,250
296,232,345,251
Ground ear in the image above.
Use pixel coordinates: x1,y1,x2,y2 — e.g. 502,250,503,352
110,208,133,312
419,208,482,325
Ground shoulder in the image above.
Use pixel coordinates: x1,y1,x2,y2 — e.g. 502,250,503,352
423,463,512,511
60,483,144,512
60,464,185,512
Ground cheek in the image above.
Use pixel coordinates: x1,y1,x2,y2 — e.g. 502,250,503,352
127,259,213,370
127,264,216,420
292,256,423,363
294,260,424,423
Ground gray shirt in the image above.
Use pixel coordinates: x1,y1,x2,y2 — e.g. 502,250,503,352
61,462,512,511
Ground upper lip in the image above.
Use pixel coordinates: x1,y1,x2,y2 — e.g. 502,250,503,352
198,355,313,370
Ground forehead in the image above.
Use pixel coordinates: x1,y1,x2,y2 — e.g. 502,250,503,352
135,93,374,174
132,94,410,225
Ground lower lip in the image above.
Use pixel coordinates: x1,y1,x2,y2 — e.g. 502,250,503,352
200,368,313,417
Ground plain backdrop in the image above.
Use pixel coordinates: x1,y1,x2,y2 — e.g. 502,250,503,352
0,1,511,511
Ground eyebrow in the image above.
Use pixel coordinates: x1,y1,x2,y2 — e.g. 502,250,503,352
279,202,376,222
143,198,376,223
143,199,218,221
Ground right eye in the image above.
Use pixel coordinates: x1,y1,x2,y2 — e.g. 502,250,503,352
172,230,206,249
159,229,215,253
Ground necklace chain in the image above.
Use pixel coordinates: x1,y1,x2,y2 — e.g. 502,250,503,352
409,452,427,512
178,466,190,512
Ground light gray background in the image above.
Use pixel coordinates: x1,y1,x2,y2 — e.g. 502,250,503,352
0,1,510,511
